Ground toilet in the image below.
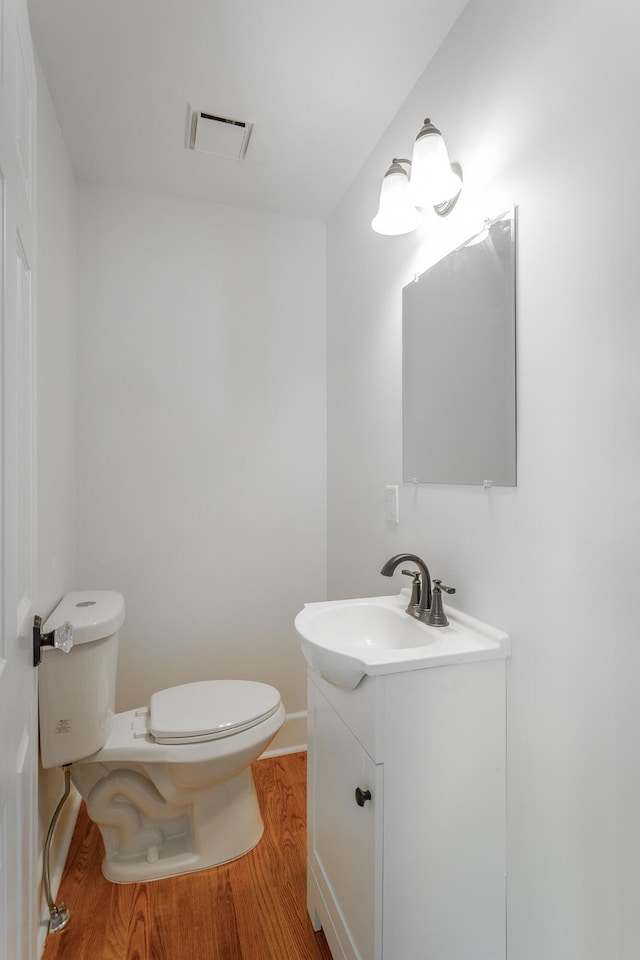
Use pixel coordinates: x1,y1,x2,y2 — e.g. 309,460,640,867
38,591,285,883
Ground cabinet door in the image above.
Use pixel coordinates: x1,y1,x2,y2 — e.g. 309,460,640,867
310,683,382,960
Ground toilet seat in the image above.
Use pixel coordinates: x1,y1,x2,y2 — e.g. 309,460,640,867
148,680,282,744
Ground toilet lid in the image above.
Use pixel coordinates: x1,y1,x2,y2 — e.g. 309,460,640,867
148,680,282,744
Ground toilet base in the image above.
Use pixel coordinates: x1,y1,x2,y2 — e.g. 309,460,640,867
74,764,265,884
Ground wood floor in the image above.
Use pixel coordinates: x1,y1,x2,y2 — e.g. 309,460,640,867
42,752,332,960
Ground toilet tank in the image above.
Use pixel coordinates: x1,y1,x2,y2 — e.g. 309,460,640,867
38,591,125,769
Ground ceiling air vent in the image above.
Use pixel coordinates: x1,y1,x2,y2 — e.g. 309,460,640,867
188,108,253,160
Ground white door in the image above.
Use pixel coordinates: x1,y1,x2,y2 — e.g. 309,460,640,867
0,0,38,957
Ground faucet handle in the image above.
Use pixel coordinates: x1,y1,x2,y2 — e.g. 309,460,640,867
425,579,456,627
401,569,422,610
433,579,455,595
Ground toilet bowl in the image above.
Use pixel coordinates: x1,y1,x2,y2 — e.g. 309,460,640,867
38,591,285,883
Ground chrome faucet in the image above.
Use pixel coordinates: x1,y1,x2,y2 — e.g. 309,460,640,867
380,553,432,622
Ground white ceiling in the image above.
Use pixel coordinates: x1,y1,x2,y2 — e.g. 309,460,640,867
27,0,470,220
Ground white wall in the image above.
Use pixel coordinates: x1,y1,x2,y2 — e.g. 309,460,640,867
76,184,326,744
327,0,640,957
36,62,77,620
35,58,78,946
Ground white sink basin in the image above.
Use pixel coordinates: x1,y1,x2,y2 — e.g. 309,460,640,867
295,591,509,690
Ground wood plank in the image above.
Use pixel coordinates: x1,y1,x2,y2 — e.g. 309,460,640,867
42,752,332,960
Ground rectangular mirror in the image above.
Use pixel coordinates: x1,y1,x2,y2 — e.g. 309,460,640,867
402,207,517,486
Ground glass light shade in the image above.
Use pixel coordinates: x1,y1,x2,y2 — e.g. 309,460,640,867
409,129,462,208
371,165,423,236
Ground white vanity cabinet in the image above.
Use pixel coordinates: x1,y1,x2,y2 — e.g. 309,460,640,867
306,656,507,960
308,676,384,959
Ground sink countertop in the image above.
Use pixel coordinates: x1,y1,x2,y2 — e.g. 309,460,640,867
295,590,509,690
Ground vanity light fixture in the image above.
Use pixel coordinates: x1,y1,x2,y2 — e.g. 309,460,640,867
371,159,423,236
371,118,463,236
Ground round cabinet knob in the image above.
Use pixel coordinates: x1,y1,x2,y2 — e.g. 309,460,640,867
355,786,372,807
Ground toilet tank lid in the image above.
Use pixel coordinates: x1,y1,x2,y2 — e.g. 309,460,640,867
42,591,125,646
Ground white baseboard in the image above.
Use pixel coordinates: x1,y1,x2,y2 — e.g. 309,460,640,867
262,710,307,757
37,785,81,958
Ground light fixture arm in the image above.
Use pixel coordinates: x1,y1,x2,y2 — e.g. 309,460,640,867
433,160,463,217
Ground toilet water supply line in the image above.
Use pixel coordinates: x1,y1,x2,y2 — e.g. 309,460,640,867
43,765,72,934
